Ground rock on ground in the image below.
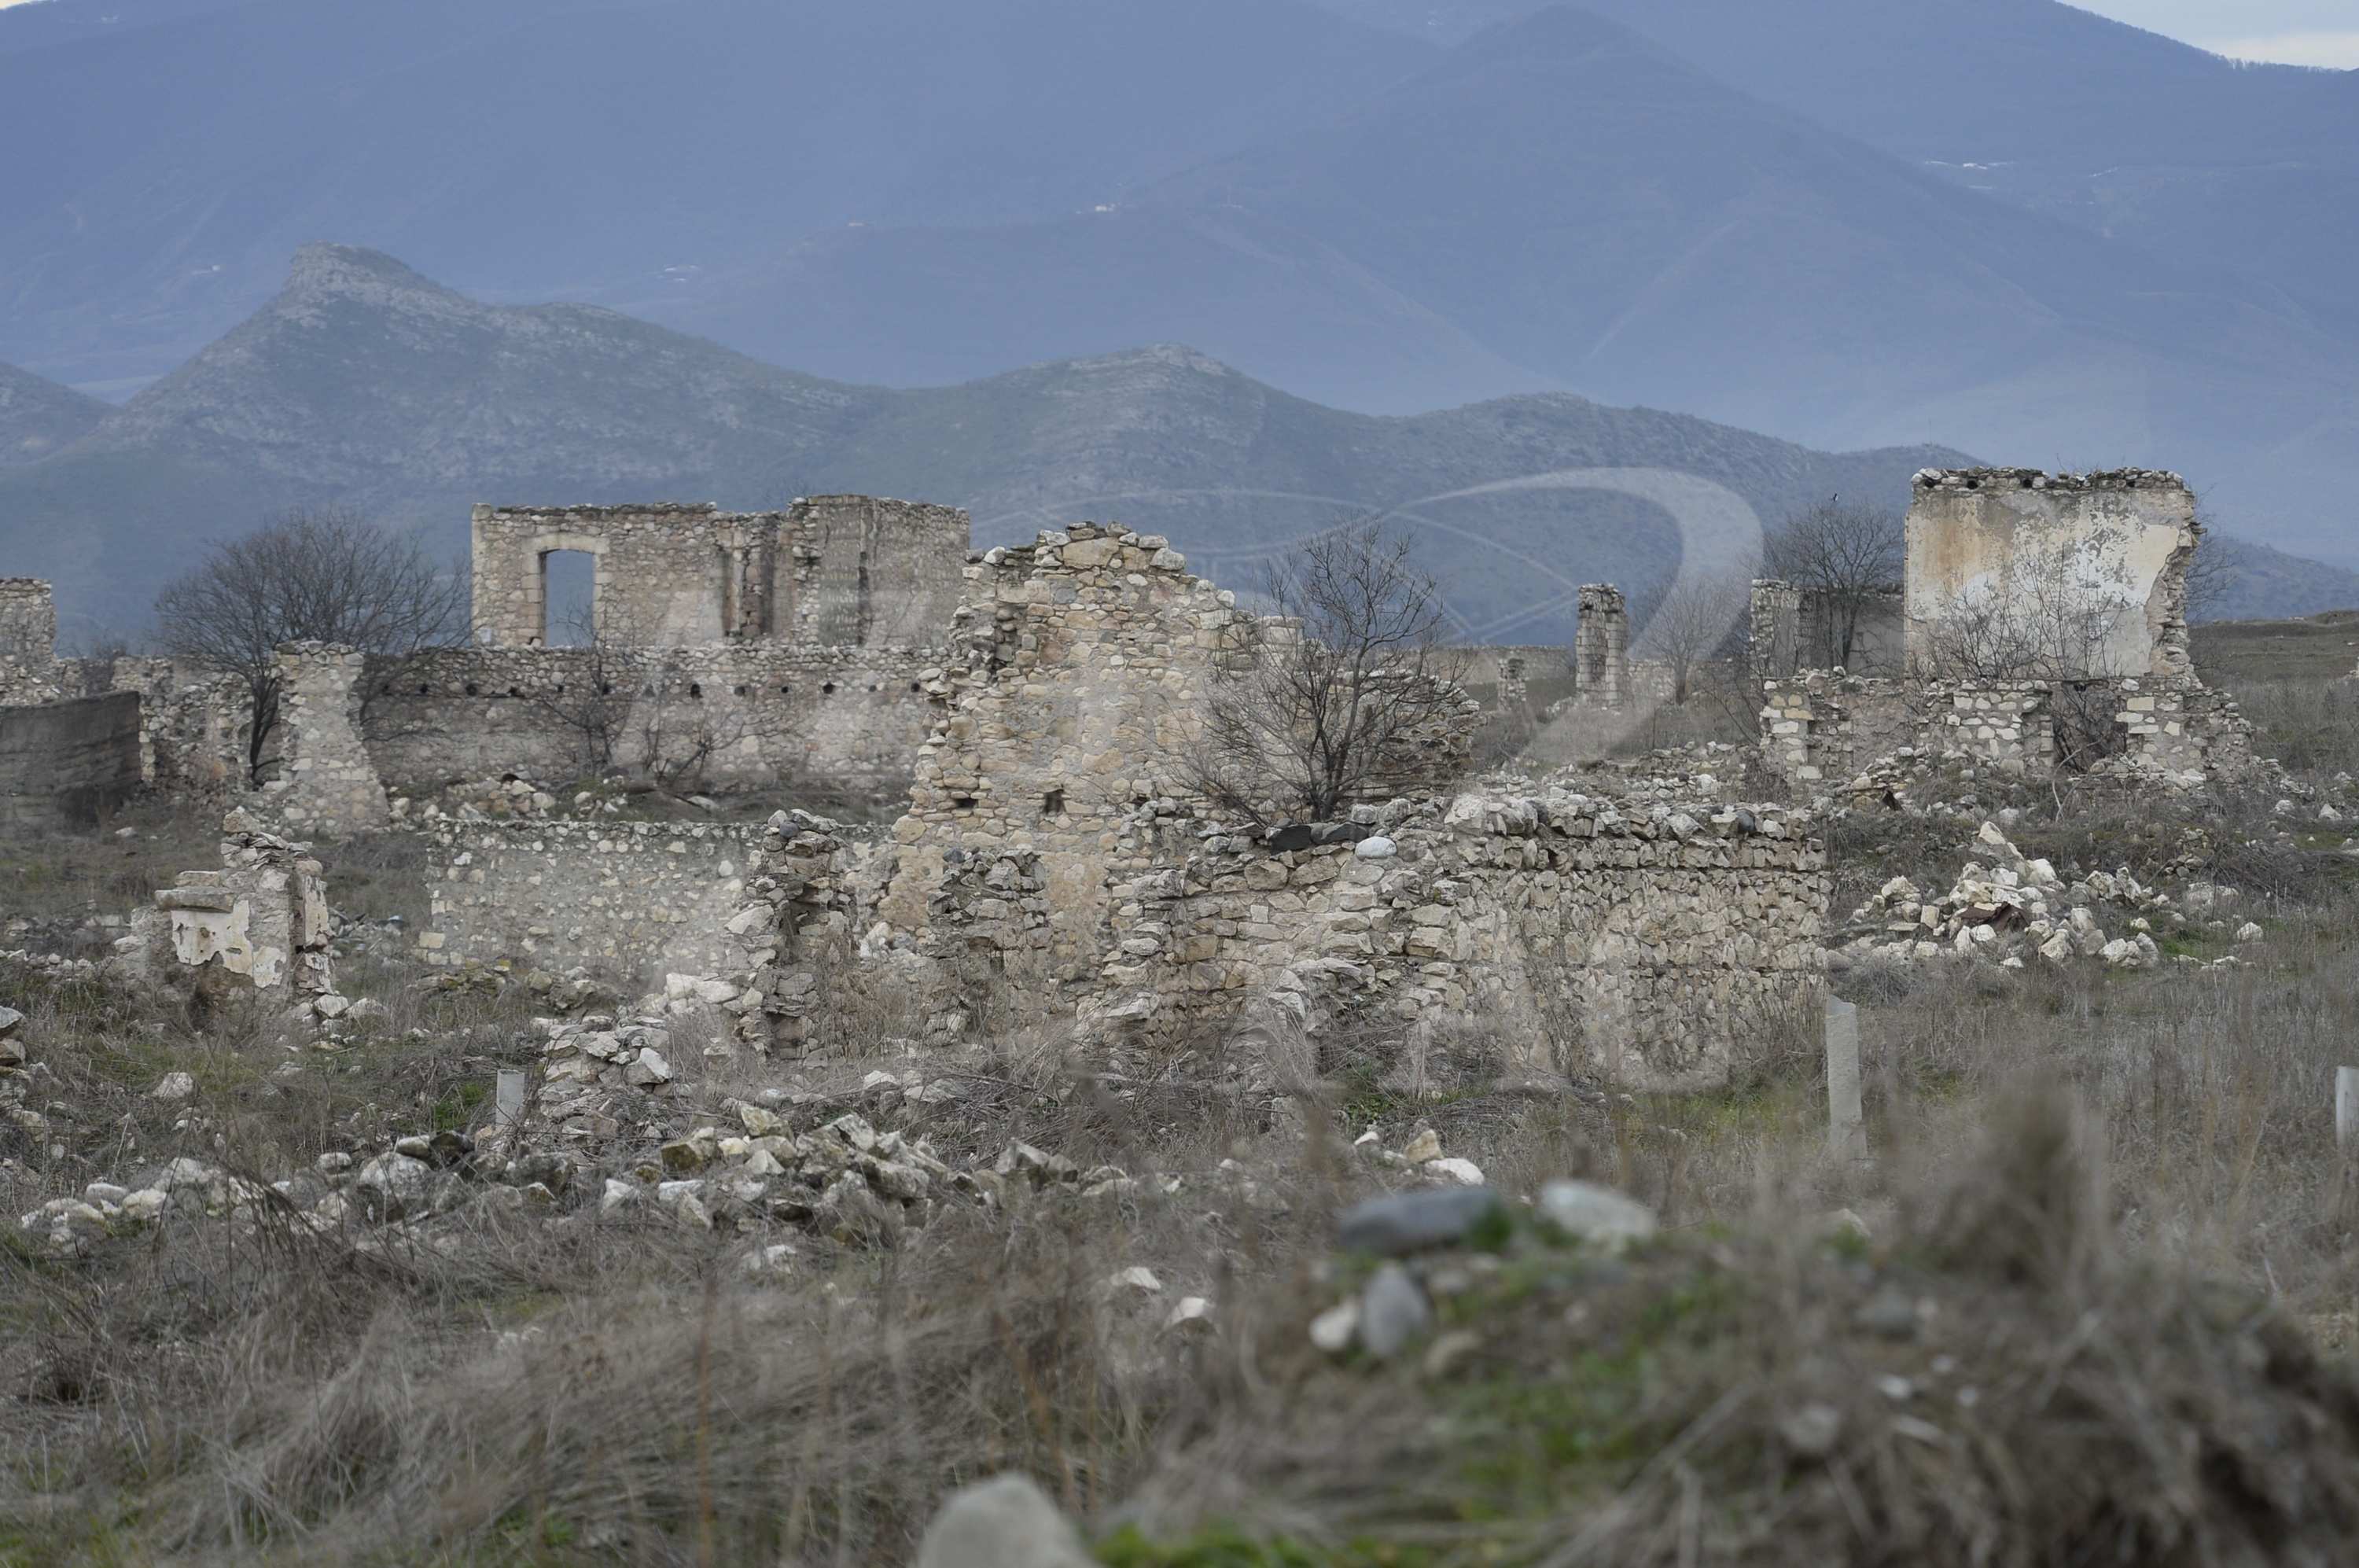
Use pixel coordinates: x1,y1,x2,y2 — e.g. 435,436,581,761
915,1474,1096,1568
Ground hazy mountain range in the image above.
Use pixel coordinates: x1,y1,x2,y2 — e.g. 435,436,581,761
2,245,2347,647
0,0,2353,573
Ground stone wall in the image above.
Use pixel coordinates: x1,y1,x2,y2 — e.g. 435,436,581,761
1761,675,2048,793
470,495,970,650
261,643,388,837
1756,469,2258,798
881,786,1825,1092
419,819,772,988
1460,645,1575,712
104,658,252,799
1759,668,2265,800
1904,468,2195,679
876,521,1260,972
0,690,142,834
859,522,1818,1090
418,811,874,1053
785,495,972,650
0,578,58,705
472,502,786,647
360,643,942,792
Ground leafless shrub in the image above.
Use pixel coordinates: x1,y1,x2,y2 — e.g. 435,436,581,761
153,510,467,784
1189,518,1470,823
1765,496,1904,668
1632,569,1750,706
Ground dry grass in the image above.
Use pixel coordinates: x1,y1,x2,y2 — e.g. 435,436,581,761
7,723,2359,1562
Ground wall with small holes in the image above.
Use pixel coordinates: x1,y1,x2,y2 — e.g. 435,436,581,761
359,644,946,791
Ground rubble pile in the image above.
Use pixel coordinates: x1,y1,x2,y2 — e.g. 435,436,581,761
0,1005,50,1141
11,1084,1135,1258
1838,819,2253,970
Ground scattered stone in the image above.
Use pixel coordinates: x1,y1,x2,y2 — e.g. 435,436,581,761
2236,922,2265,944
1309,1299,1361,1353
1358,1263,1433,1360
1337,1186,1505,1256
151,1071,196,1101
1776,1402,1844,1459
1536,1180,1657,1250
915,1474,1097,1568
1163,1296,1215,1334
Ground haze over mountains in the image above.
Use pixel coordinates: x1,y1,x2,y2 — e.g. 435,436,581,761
0,245,1988,639
0,0,2352,602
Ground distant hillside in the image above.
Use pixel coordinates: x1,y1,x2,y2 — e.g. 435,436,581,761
673,8,2359,565
0,245,1969,642
0,362,106,469
1316,0,2359,336
2203,538,2359,624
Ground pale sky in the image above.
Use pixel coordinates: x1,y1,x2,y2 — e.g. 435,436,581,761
0,0,2353,66
2070,0,2359,67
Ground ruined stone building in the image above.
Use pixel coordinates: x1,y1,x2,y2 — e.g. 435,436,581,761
407,519,1823,1089
1757,468,2258,796
0,497,977,838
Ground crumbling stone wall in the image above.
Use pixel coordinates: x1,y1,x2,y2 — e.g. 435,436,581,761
0,578,58,704
262,643,387,837
1761,675,2050,793
866,525,1816,1090
0,690,142,834
418,812,873,1053
103,658,252,798
473,502,786,646
1761,668,2263,802
470,495,970,650
876,521,1262,975
882,786,1824,1092
360,643,941,792
1751,580,1904,679
785,495,971,649
1758,469,2257,797
124,810,337,1017
1904,467,2195,679
1461,646,1575,712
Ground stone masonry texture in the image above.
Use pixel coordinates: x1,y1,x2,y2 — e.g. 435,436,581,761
865,521,1824,1091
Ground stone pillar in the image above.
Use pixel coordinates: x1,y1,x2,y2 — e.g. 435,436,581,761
269,642,388,836
1573,585,1629,708
0,578,60,705
1750,580,1801,680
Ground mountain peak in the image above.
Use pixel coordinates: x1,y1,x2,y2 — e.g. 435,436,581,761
276,243,477,315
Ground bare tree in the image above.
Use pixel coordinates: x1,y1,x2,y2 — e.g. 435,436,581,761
1191,519,1469,824
1916,535,2136,771
153,510,466,783
1632,569,1750,705
519,598,642,777
1764,497,1905,668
